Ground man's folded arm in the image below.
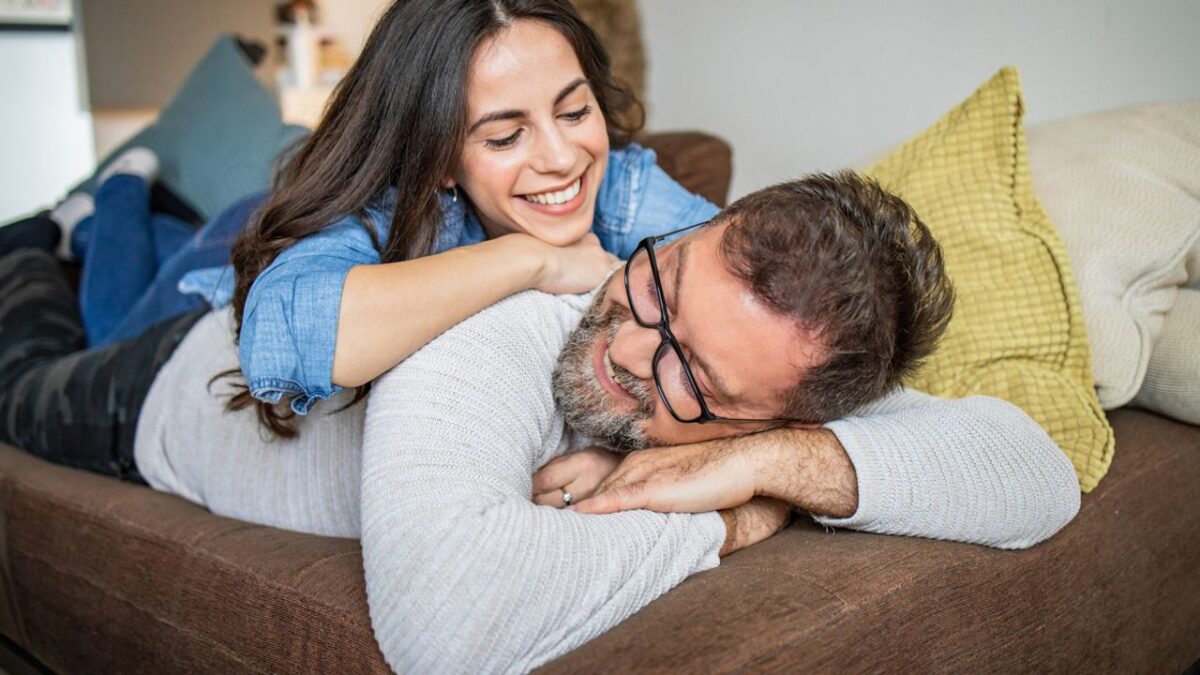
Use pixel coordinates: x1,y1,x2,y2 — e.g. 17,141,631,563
359,293,724,674
801,388,1081,549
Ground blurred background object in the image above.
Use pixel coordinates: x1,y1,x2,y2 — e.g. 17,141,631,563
573,0,645,102
3,0,1200,222
76,0,275,110
0,0,89,223
0,0,71,26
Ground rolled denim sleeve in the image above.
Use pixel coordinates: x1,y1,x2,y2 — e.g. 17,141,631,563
596,144,721,259
239,215,382,414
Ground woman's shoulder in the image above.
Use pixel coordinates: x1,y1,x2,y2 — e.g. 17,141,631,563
594,142,718,258
604,142,657,182
595,142,656,231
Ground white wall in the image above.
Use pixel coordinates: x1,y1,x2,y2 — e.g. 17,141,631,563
639,0,1200,199
0,31,94,222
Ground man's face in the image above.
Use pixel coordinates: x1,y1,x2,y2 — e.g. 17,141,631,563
552,221,827,450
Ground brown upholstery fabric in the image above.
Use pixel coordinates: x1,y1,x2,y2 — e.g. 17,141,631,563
0,444,388,674
538,409,1200,673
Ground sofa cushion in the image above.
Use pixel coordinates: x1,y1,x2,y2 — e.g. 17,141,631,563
864,67,1112,491
71,34,309,220
1133,288,1200,424
1026,102,1200,411
0,444,389,674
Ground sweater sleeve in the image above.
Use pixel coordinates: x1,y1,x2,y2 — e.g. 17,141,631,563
359,291,724,674
814,388,1081,550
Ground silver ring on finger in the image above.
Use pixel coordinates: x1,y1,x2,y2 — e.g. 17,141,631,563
562,490,573,506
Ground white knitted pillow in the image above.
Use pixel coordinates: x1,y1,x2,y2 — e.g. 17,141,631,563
1133,286,1200,424
1026,102,1200,410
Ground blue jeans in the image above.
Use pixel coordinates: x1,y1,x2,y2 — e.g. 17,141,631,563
79,177,265,347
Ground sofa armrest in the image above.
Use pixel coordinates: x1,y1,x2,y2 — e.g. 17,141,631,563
639,131,733,208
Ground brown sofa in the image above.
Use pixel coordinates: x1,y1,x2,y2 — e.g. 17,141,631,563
1,133,1198,674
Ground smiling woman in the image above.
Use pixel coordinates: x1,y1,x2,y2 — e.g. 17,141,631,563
224,0,719,436
453,22,609,246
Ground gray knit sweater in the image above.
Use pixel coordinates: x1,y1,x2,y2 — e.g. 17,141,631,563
135,292,1080,673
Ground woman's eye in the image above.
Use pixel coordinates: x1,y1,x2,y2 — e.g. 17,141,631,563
484,129,523,149
561,104,592,122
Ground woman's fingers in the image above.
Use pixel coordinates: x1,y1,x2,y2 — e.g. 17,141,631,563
534,474,594,508
533,490,568,508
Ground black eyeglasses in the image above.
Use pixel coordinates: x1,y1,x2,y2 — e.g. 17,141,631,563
623,222,802,426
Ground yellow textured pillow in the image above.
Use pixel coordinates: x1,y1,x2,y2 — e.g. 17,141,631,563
866,67,1113,492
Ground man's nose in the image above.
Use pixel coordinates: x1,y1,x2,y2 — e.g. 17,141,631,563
608,320,659,381
532,126,575,174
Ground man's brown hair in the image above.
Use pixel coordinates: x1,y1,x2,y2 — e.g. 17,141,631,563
717,171,954,422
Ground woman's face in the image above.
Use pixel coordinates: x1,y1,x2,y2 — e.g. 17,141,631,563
453,20,610,247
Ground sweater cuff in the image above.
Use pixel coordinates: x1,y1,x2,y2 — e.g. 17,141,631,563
691,511,726,571
809,417,909,531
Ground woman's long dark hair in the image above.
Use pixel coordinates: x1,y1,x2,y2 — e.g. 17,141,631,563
226,0,644,437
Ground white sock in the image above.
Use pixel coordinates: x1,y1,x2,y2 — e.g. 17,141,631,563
48,192,95,259
97,146,160,186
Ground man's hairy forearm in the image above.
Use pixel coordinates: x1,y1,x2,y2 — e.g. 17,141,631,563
746,427,859,518
718,497,793,557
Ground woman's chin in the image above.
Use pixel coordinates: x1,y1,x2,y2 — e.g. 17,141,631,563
520,211,596,247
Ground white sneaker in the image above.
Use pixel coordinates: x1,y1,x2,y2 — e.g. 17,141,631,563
98,146,160,186
48,192,95,260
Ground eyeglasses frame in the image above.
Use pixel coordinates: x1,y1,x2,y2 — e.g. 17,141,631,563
622,221,806,426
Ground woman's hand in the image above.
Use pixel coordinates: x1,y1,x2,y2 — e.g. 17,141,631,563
532,447,622,508
531,233,621,295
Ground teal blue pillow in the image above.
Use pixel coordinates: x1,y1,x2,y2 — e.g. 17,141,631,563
74,34,309,219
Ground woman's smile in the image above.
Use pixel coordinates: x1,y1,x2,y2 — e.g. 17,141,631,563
517,170,588,216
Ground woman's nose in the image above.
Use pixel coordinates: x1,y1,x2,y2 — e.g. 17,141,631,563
533,126,575,174
608,320,659,381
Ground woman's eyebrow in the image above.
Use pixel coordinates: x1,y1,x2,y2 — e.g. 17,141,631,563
468,77,589,133
553,77,589,105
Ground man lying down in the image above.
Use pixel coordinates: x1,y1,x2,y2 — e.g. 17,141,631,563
135,172,1080,673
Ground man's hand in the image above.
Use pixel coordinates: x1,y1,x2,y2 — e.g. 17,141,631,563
719,497,793,557
569,427,859,519
532,447,622,507
568,436,758,515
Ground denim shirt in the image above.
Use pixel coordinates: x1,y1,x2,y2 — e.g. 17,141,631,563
189,143,718,414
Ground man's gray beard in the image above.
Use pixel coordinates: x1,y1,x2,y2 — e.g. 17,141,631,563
552,294,656,452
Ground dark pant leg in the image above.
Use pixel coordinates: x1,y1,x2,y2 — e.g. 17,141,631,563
0,248,203,483
0,212,61,257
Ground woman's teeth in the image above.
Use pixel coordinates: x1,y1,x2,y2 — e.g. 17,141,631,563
522,177,581,205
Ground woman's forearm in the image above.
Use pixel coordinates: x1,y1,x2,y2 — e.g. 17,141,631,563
332,234,543,387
